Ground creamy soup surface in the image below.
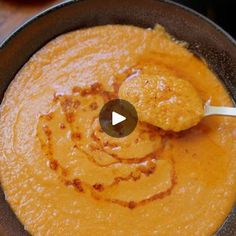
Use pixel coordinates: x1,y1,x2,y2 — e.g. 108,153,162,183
119,71,204,131
0,25,236,236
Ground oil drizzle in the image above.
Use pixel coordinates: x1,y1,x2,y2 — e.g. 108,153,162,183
37,70,177,209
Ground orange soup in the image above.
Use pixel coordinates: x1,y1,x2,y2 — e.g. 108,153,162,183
0,25,236,236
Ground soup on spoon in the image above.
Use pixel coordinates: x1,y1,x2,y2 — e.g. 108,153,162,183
119,70,204,131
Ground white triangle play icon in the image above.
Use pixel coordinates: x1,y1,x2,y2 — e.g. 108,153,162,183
112,111,126,126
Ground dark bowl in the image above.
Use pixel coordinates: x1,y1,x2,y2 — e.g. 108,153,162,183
0,0,235,235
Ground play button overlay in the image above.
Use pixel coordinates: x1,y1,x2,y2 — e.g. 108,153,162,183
99,99,138,138
112,111,126,125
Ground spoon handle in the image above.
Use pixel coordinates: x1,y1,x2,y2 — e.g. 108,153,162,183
204,105,236,117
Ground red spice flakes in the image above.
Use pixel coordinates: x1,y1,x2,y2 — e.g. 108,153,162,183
72,86,80,94
89,102,98,110
146,161,156,174
60,96,79,111
103,141,118,148
64,180,72,186
103,141,109,146
85,83,103,96
93,183,104,192
138,162,156,176
72,83,103,96
128,201,136,209
73,179,84,192
144,167,156,176
50,160,58,171
61,169,68,177
184,149,189,154
60,123,66,129
61,96,73,112
43,125,52,137
80,89,90,96
65,112,75,123
44,113,53,121
71,132,82,140
131,171,141,181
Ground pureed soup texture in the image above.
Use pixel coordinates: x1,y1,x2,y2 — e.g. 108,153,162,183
0,25,236,236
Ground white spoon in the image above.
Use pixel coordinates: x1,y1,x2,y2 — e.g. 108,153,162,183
204,104,236,117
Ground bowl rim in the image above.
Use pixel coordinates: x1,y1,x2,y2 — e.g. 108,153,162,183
0,0,235,49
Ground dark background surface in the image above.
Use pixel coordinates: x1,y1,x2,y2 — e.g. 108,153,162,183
175,0,235,39
0,0,235,43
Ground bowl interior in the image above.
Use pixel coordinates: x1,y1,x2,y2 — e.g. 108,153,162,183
0,0,235,235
